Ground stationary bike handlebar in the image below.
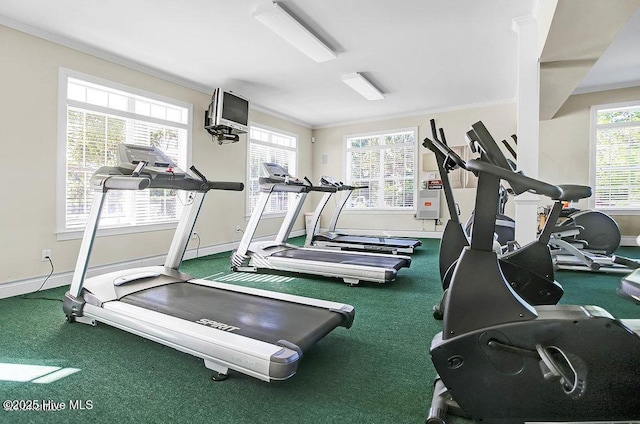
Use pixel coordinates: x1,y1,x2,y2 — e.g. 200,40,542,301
467,121,592,201
465,159,563,200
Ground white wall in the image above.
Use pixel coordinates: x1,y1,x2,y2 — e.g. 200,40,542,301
18,17,634,288
310,102,517,234
539,86,640,237
0,24,312,286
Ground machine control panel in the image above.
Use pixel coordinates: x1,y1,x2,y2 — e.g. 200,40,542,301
118,144,185,176
261,162,303,185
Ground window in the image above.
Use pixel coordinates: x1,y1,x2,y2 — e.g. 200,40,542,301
591,101,640,211
247,125,297,215
57,69,192,238
345,128,417,210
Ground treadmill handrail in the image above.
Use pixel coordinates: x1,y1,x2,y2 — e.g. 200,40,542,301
338,184,368,191
207,181,245,191
96,175,151,191
91,165,243,193
260,182,309,194
319,177,368,192
260,181,336,194
310,185,337,193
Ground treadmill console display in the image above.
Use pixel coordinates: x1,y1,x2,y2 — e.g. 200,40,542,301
320,176,341,187
118,144,185,176
262,162,302,184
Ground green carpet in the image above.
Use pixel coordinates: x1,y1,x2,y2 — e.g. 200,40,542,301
0,239,638,423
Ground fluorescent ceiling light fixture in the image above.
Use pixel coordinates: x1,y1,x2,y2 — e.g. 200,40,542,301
341,73,384,101
253,2,336,63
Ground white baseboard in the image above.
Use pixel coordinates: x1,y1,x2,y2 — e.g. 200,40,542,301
0,230,306,300
0,242,233,300
621,236,640,247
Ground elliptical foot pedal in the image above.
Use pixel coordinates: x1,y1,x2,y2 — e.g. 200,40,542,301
613,255,640,269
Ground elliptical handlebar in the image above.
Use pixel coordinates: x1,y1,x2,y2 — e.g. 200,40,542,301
501,138,517,160
467,122,515,172
423,137,468,172
426,118,470,172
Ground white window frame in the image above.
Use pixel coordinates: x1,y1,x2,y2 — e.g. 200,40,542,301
343,127,418,213
246,123,298,217
589,100,640,215
56,68,193,240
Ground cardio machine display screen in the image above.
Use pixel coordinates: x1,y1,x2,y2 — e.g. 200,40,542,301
263,163,289,177
119,144,177,168
117,144,184,175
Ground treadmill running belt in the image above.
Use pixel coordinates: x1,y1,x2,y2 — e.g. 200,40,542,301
317,234,420,248
120,282,346,352
272,249,410,270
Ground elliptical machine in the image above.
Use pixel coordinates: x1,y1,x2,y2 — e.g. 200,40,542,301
550,209,640,273
426,121,640,423
424,120,563,320
498,134,639,274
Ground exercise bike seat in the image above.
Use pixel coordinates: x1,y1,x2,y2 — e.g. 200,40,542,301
557,184,592,202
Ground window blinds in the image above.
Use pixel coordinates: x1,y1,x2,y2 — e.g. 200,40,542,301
64,77,189,231
594,104,640,210
346,129,416,209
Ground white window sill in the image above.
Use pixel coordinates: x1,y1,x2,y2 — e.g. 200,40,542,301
595,208,640,216
57,222,179,241
342,209,416,215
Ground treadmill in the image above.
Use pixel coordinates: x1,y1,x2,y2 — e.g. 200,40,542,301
618,268,640,302
231,163,411,285
63,144,355,382
304,175,422,254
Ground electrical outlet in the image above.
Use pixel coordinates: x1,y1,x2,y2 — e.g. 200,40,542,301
41,249,52,262
235,225,242,233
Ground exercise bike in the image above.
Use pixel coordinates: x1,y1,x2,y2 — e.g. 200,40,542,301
426,121,640,423
424,119,562,320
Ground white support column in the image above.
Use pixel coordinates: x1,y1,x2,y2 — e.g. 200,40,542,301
512,15,540,245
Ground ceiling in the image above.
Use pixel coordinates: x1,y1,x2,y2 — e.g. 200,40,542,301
0,0,639,128
573,3,640,94
539,0,640,119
